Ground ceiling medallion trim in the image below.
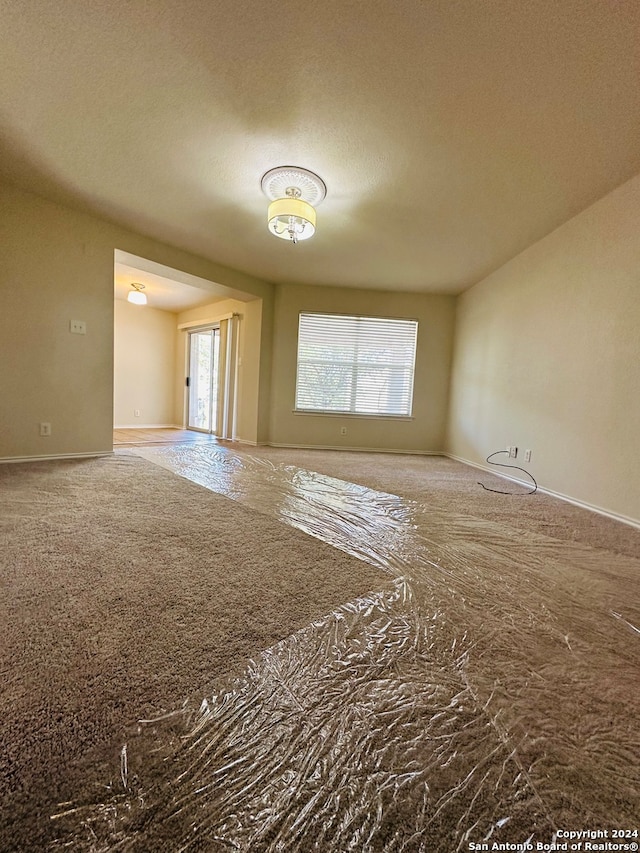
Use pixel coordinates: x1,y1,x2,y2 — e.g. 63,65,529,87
261,166,327,207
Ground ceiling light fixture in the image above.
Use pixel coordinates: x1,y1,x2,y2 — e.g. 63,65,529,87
127,282,147,305
261,166,326,244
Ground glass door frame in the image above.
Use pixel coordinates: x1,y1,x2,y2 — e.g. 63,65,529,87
187,326,220,435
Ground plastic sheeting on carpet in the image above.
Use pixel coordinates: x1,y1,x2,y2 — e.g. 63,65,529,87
52,445,640,851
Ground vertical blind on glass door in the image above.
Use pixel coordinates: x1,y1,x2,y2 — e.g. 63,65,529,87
295,313,418,416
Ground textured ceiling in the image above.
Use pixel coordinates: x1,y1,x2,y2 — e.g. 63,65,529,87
1,0,639,294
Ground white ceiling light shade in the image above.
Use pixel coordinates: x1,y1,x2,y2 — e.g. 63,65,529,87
267,193,316,242
127,282,147,305
261,166,326,244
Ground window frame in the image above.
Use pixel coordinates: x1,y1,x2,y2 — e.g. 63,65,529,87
294,311,419,419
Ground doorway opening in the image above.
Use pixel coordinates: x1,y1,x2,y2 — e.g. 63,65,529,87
113,249,253,449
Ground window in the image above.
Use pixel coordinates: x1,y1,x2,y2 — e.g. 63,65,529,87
295,312,418,416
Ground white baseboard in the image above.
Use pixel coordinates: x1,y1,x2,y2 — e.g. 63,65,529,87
446,453,640,530
114,423,181,430
268,442,441,456
0,451,113,465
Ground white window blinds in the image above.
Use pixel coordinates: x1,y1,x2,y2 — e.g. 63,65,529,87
295,313,418,416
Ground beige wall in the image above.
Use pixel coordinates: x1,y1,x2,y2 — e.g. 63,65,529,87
0,181,273,460
114,299,177,427
175,297,264,443
270,283,455,452
447,174,640,524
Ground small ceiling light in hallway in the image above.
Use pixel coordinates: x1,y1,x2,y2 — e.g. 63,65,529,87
261,166,326,244
127,282,147,305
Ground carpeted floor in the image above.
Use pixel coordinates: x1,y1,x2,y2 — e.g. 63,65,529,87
2,448,639,851
111,443,639,850
238,447,640,557
0,454,388,852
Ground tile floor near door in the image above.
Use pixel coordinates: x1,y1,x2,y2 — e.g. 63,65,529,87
113,428,219,447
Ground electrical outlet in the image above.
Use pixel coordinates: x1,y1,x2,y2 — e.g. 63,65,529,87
340,426,347,436
40,422,51,436
69,320,86,335
134,409,140,417
509,446,518,458
524,449,532,462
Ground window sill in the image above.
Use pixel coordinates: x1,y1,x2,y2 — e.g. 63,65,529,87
293,410,414,421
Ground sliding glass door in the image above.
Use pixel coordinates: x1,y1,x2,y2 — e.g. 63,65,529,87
187,328,220,433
